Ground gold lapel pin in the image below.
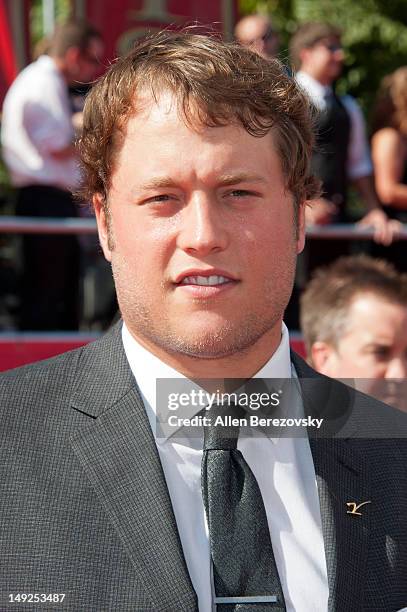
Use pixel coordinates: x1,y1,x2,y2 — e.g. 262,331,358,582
346,500,371,516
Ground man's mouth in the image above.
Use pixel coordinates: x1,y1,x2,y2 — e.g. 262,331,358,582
180,275,232,286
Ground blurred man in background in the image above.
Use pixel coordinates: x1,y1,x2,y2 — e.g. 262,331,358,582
1,20,103,331
235,13,279,59
300,254,407,410
290,22,394,251
285,22,396,330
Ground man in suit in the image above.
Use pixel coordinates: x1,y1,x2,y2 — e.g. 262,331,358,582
290,22,390,240
1,31,407,612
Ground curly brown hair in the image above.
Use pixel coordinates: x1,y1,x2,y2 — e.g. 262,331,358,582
78,30,321,215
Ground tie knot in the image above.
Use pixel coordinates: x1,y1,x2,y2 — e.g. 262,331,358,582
203,403,245,451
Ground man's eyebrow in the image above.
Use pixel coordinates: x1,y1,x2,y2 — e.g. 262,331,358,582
363,342,392,350
138,177,179,191
137,173,267,191
217,173,267,186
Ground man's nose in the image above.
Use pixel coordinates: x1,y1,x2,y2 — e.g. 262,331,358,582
333,48,344,62
385,356,407,379
177,195,229,256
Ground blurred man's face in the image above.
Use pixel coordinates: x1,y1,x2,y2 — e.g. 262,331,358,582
236,17,279,58
94,92,305,371
301,36,344,85
75,37,104,82
313,293,407,410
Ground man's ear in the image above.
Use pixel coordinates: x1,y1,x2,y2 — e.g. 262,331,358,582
296,200,306,254
310,341,337,376
298,47,311,68
65,46,81,73
93,193,112,262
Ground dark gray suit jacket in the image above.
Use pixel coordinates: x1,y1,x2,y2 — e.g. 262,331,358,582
1,322,407,611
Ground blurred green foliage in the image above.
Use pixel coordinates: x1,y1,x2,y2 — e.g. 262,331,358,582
31,0,72,48
0,157,14,210
239,0,407,117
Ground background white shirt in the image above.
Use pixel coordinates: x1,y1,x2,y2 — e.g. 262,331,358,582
122,323,329,612
1,55,81,191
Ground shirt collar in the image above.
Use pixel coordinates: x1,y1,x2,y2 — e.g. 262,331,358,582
37,54,60,73
36,55,66,83
296,70,332,110
122,321,293,444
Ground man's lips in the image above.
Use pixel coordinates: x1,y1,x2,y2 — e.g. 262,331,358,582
174,269,238,287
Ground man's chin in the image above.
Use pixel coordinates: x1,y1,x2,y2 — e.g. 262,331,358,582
160,331,253,360
141,323,272,361
367,380,407,412
125,308,282,362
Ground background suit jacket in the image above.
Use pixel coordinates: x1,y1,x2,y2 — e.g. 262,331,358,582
1,321,407,611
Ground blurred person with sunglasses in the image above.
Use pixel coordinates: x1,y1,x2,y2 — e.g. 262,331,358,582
290,22,393,248
284,22,396,329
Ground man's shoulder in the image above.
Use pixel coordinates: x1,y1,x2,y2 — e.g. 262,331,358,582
3,57,60,107
0,321,133,418
1,325,109,395
0,347,85,459
0,344,83,407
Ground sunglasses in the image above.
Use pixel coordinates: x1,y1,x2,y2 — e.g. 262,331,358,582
261,27,276,42
81,50,101,66
247,27,276,45
321,42,342,53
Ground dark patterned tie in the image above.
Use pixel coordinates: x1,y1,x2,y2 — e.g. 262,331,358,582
201,403,286,611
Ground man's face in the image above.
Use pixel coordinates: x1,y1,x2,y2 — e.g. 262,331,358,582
75,37,104,83
301,37,344,84
314,293,407,409
237,17,279,59
94,93,304,365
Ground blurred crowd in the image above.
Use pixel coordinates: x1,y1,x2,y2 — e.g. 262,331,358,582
0,14,406,391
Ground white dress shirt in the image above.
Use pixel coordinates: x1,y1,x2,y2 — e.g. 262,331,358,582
1,55,81,191
122,322,329,612
296,70,372,181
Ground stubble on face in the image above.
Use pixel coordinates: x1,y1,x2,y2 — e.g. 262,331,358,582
109,222,298,361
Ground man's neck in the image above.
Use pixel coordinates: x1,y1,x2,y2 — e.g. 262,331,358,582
49,55,71,84
299,67,332,87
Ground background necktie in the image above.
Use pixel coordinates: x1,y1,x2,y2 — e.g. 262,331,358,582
201,403,286,611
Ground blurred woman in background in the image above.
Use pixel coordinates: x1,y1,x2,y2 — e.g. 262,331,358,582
371,67,407,270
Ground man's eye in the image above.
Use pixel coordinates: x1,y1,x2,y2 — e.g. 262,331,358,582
371,346,391,359
226,190,255,198
147,194,172,202
230,190,251,196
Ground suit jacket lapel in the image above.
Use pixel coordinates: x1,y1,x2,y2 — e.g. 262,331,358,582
291,353,371,612
69,323,198,612
309,437,371,612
